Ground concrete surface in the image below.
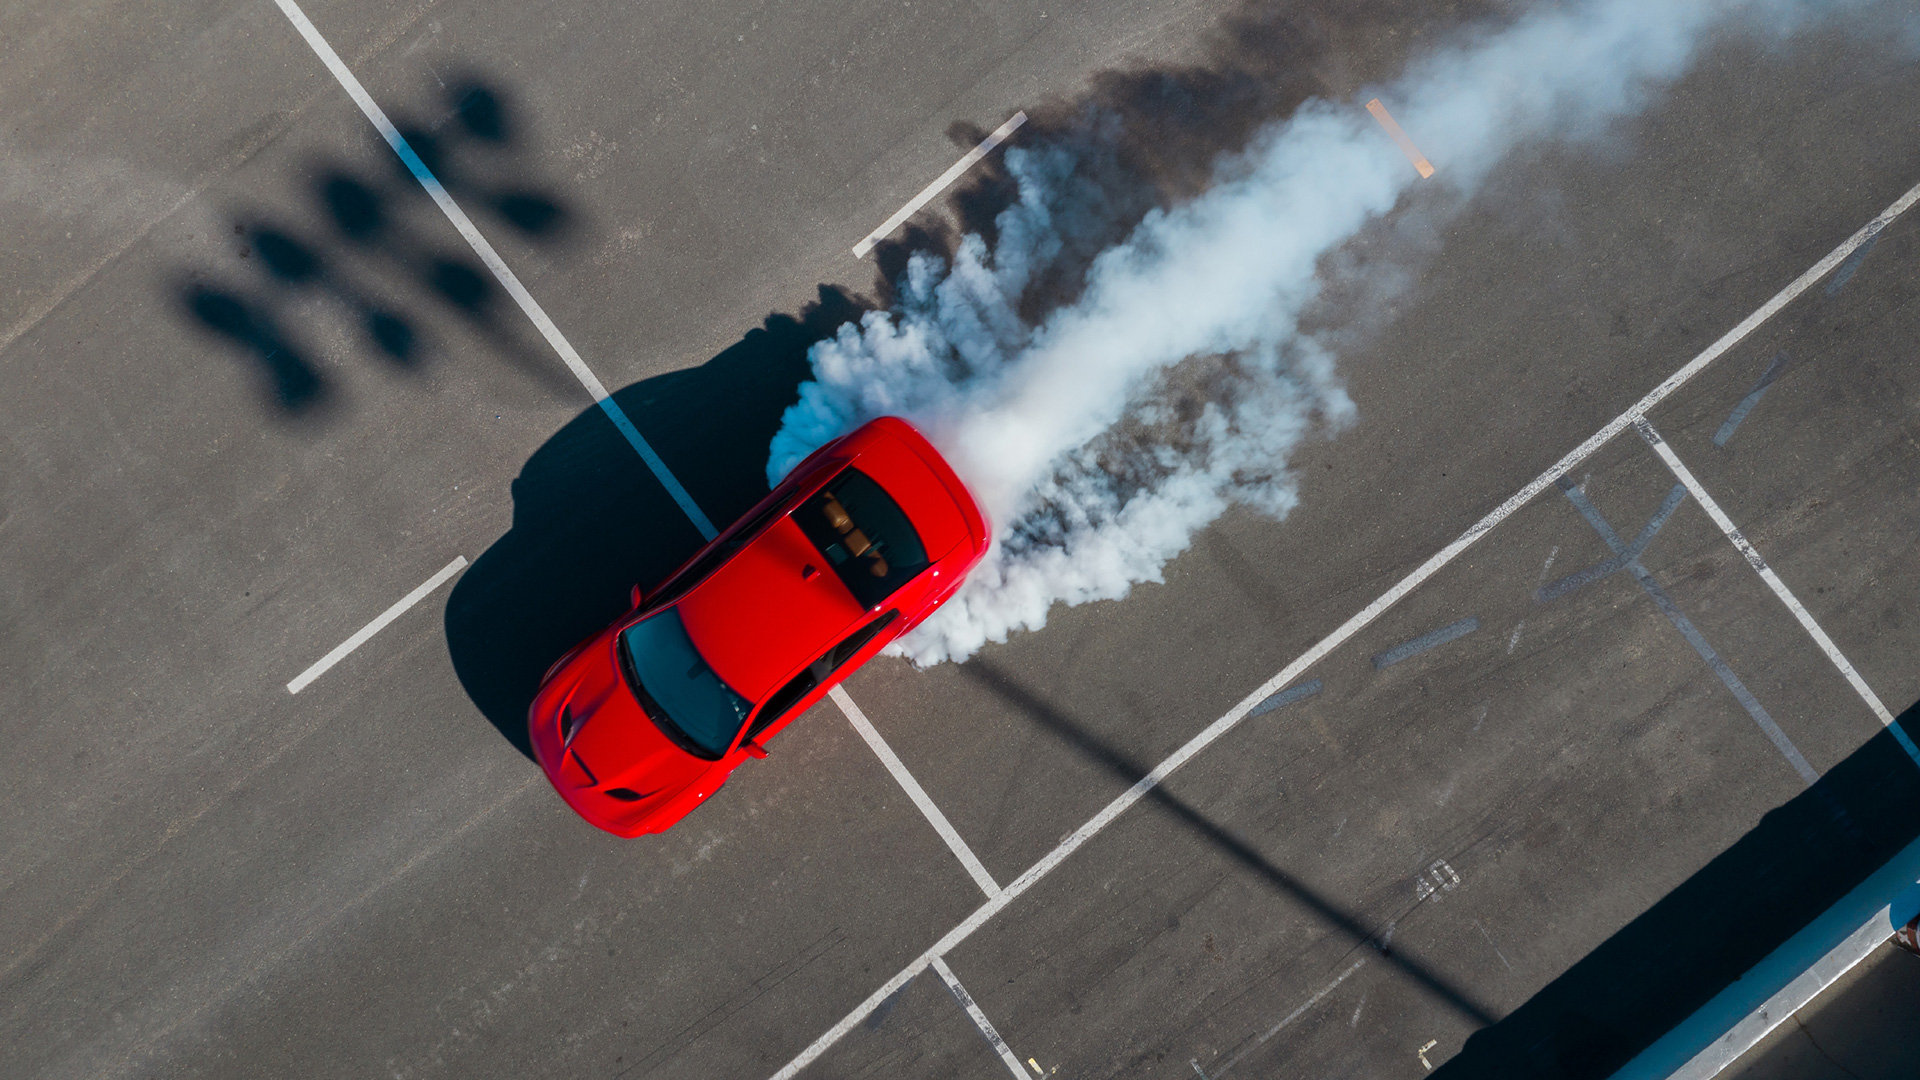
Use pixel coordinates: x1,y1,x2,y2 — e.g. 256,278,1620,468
1728,942,1920,1080
2,1,1918,1079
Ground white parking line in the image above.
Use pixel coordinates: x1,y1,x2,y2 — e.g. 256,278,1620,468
286,556,467,694
270,0,717,541
271,12,1920,1074
767,178,1920,1080
832,687,1002,898
1212,957,1368,1077
1559,479,1818,784
929,956,1029,1080
270,0,997,899
1634,419,1920,766
851,111,1027,259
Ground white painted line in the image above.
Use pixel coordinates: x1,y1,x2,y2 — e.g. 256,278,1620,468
286,556,467,694
851,111,1027,259
1214,957,1368,1076
831,686,1001,899
1610,831,1920,1080
277,1,998,932
767,178,1920,1080
1634,419,1920,767
930,955,1028,1080
1558,481,1819,785
269,0,717,541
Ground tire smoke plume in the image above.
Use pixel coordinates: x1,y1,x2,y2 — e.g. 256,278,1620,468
768,0,1874,665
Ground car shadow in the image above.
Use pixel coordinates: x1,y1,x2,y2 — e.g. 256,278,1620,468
433,0,1512,753
444,286,866,757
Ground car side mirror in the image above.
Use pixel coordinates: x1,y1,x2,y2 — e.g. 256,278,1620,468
629,583,644,608
742,741,769,760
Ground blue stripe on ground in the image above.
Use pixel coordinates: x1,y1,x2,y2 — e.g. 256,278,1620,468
1560,485,1819,785
1824,223,1883,297
1537,484,1688,602
1250,679,1323,717
1714,351,1792,447
1373,617,1480,669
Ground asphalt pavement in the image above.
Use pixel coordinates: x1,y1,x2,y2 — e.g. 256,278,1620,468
3,2,1918,1079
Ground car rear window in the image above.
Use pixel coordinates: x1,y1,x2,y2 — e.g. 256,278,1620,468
793,467,930,609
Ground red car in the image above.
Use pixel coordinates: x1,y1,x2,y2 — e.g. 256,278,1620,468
529,417,990,837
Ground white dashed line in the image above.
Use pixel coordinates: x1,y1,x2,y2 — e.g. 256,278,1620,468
930,956,1028,1080
286,557,466,694
832,686,1002,899
767,177,1920,1080
1634,419,1920,766
269,0,716,540
851,111,1027,259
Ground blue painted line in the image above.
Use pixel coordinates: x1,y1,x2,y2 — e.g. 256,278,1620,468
1537,484,1688,602
1373,618,1479,669
1250,679,1323,717
1824,222,1883,297
1713,352,1791,447
1559,483,1818,785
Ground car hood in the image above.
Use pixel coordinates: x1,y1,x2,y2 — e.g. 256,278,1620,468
559,644,711,805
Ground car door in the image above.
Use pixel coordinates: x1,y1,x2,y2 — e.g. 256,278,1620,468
737,611,901,751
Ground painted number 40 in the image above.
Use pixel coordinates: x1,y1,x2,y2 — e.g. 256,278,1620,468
1414,859,1460,902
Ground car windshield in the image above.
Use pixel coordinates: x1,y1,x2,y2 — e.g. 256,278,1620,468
617,608,751,759
793,467,930,609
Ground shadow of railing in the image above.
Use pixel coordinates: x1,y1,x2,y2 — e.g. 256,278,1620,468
1435,704,1920,1079
443,287,866,756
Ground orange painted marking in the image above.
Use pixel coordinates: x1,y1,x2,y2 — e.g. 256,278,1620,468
1366,98,1435,178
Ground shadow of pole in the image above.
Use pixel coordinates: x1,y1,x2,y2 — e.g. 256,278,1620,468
961,660,1501,1028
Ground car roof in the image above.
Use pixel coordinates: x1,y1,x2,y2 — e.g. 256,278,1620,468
674,423,970,704
676,515,863,703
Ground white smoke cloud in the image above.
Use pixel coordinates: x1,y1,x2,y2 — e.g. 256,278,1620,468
769,0,1873,665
